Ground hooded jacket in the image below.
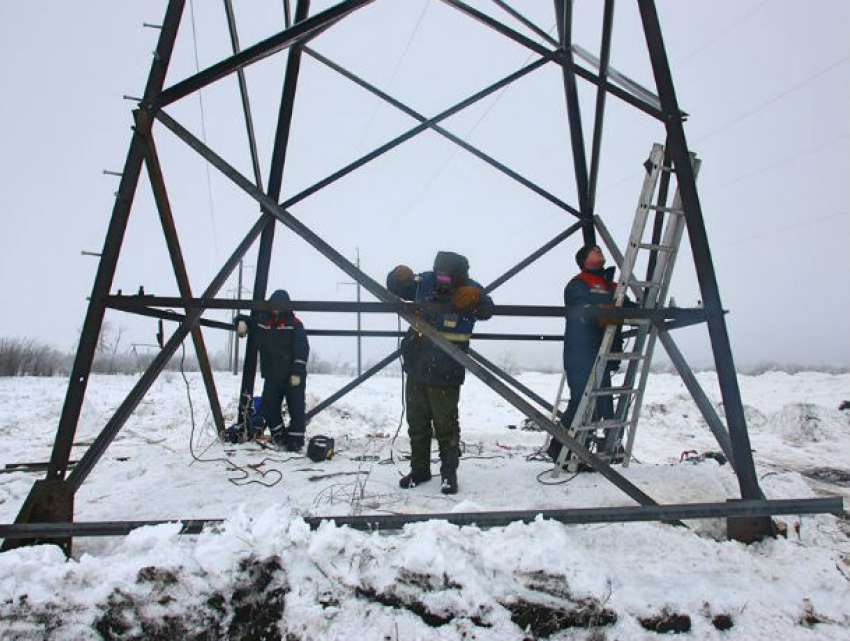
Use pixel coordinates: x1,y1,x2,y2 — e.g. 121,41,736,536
239,290,309,380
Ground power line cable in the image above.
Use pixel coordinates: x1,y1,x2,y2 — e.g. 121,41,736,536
675,0,769,67
701,132,850,197
189,0,220,259
403,21,558,212
354,0,432,154
593,53,850,198
695,53,850,145
718,209,848,247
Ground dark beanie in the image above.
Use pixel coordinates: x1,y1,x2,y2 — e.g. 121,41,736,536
575,245,597,269
433,251,469,277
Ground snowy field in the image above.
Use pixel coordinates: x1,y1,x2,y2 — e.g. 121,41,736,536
1,369,849,639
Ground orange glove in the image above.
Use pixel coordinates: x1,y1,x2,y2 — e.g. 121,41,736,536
392,265,414,287
596,303,624,326
451,286,480,311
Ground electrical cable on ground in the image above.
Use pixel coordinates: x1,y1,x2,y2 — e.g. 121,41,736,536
536,467,579,485
178,339,283,487
382,315,410,473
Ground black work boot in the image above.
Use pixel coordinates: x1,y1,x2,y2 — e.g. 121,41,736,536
440,469,458,495
399,468,432,489
439,446,460,495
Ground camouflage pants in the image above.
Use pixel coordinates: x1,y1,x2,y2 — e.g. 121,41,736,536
405,379,460,471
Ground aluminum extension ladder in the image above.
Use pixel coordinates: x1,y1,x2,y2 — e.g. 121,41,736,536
550,143,700,475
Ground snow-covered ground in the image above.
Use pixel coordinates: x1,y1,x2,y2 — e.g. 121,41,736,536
1,370,848,639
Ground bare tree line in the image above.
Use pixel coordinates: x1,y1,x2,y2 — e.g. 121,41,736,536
0,337,65,376
1,330,846,378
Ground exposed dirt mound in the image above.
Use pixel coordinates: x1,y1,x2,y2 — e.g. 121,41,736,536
639,609,691,634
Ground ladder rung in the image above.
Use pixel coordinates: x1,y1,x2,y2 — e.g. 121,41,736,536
645,205,684,214
590,387,638,397
602,353,645,361
569,424,600,433
629,280,660,288
637,243,675,252
573,420,629,432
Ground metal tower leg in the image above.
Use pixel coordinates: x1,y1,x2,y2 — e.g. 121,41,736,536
637,0,772,540
1,0,188,554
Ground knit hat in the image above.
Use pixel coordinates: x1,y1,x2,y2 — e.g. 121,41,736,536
575,245,598,269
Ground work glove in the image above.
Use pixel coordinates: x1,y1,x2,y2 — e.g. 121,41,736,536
451,285,480,311
596,303,624,327
392,265,413,288
235,319,249,337
289,375,301,387
391,265,414,287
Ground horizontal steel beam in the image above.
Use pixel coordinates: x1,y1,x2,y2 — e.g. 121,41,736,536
0,498,841,538
307,330,564,341
621,315,709,339
97,303,565,340
106,295,707,321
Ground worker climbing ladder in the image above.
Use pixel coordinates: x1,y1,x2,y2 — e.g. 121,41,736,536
550,143,700,475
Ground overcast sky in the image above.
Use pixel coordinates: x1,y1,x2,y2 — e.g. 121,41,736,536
1,0,848,372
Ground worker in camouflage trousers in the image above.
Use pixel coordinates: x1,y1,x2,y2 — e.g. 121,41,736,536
387,251,493,494
235,289,309,451
548,244,625,463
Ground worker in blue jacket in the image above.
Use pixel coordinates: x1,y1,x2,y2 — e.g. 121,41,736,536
387,251,493,494
548,245,624,462
236,289,309,450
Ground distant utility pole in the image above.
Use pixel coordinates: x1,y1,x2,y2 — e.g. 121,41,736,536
337,248,362,376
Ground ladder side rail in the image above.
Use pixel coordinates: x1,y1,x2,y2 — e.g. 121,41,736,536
630,149,686,309
542,371,568,452
614,144,665,307
622,326,662,465
593,144,666,459
651,157,702,309
622,155,701,464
